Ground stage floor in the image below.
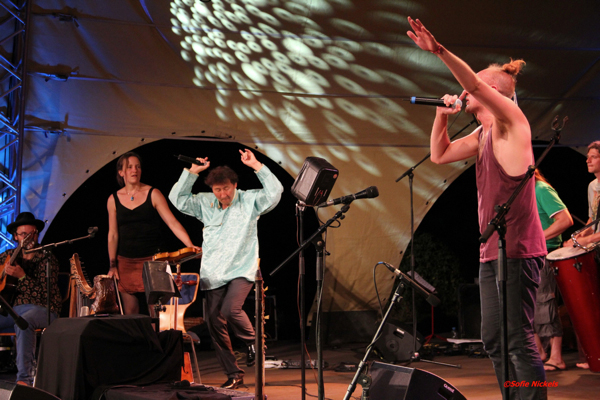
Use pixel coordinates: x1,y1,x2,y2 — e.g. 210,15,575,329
2,340,599,399
192,341,599,400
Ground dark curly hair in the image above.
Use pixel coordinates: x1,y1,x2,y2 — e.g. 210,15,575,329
205,166,238,187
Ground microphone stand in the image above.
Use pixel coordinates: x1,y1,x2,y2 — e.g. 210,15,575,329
395,117,478,367
343,263,445,400
0,294,28,330
296,201,307,400
24,227,98,326
479,116,567,400
271,203,353,400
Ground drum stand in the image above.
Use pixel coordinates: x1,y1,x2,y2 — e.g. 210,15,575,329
479,116,567,400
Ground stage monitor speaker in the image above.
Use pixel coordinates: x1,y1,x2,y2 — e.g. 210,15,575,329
291,157,338,206
143,261,180,305
0,381,61,400
374,322,423,362
369,361,467,400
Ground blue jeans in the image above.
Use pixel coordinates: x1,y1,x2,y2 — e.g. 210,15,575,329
0,304,57,385
480,257,547,400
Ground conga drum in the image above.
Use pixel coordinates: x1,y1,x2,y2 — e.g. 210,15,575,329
547,246,600,372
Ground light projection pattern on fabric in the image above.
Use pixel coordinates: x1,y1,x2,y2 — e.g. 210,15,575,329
168,0,447,175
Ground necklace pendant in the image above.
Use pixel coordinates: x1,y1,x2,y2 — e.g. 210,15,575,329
130,196,134,201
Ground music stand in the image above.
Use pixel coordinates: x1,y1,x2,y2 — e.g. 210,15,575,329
142,261,181,333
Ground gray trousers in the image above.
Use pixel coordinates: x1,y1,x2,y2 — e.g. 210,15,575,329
205,278,255,378
480,257,547,400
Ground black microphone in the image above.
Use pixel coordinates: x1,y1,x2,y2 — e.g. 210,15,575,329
318,186,379,207
88,227,98,238
383,262,441,307
407,97,462,108
174,154,204,166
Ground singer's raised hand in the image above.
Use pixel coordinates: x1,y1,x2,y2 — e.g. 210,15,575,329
240,149,262,171
189,157,210,175
407,17,440,53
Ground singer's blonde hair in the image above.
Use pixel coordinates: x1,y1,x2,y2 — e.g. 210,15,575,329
480,59,526,98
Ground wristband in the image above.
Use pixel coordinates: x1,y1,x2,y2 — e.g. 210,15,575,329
18,275,26,281
430,44,444,55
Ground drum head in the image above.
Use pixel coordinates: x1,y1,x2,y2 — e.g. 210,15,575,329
547,246,591,261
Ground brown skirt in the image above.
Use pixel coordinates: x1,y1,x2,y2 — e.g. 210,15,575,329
117,255,152,294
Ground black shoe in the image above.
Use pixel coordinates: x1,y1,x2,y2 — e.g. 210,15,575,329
221,377,244,389
246,344,256,367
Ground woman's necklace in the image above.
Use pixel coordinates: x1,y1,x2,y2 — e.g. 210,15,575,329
126,187,138,201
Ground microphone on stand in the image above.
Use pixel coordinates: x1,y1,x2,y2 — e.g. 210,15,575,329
382,262,440,307
174,154,204,166
406,97,462,109
317,186,379,207
88,227,98,238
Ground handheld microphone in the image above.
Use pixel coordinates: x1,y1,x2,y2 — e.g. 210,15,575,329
88,227,98,238
407,97,462,109
174,154,204,166
383,262,441,307
318,186,379,207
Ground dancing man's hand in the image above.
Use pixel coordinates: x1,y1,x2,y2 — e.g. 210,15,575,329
407,17,440,53
189,157,210,175
240,149,262,171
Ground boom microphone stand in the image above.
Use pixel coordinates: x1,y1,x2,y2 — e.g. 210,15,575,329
24,226,98,325
343,263,440,400
479,116,567,400
271,203,353,400
395,116,478,365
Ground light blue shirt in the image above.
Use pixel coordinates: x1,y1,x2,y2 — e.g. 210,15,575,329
169,166,283,290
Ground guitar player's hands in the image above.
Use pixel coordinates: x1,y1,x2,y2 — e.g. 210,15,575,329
6,263,25,280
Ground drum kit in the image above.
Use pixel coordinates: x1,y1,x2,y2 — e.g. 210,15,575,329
547,227,600,372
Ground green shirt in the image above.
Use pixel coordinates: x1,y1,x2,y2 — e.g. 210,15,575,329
535,180,567,251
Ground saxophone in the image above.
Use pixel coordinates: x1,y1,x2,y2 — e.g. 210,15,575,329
255,266,266,400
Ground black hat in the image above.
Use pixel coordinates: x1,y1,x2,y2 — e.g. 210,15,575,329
7,212,45,235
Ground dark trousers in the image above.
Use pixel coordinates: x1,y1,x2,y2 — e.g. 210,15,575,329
205,278,255,378
480,257,547,400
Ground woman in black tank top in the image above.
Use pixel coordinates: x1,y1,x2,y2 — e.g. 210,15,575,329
107,152,199,315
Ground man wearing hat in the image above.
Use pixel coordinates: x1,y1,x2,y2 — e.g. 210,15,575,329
0,212,62,386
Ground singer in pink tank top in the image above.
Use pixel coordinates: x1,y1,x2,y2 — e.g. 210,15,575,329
408,17,548,400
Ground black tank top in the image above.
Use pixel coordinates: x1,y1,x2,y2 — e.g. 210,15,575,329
114,187,162,258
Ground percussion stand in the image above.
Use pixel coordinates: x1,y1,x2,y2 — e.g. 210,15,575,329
24,227,98,325
395,116,478,367
479,116,567,400
271,202,352,400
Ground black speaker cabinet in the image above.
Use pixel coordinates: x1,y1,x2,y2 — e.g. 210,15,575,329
0,381,60,400
142,261,180,305
458,283,481,339
291,157,338,206
374,322,423,362
370,361,467,400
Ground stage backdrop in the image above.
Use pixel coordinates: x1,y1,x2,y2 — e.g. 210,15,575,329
15,1,600,341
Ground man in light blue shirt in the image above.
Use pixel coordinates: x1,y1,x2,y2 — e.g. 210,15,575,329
169,149,283,389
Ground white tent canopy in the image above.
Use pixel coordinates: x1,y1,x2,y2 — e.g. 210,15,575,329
21,1,600,335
